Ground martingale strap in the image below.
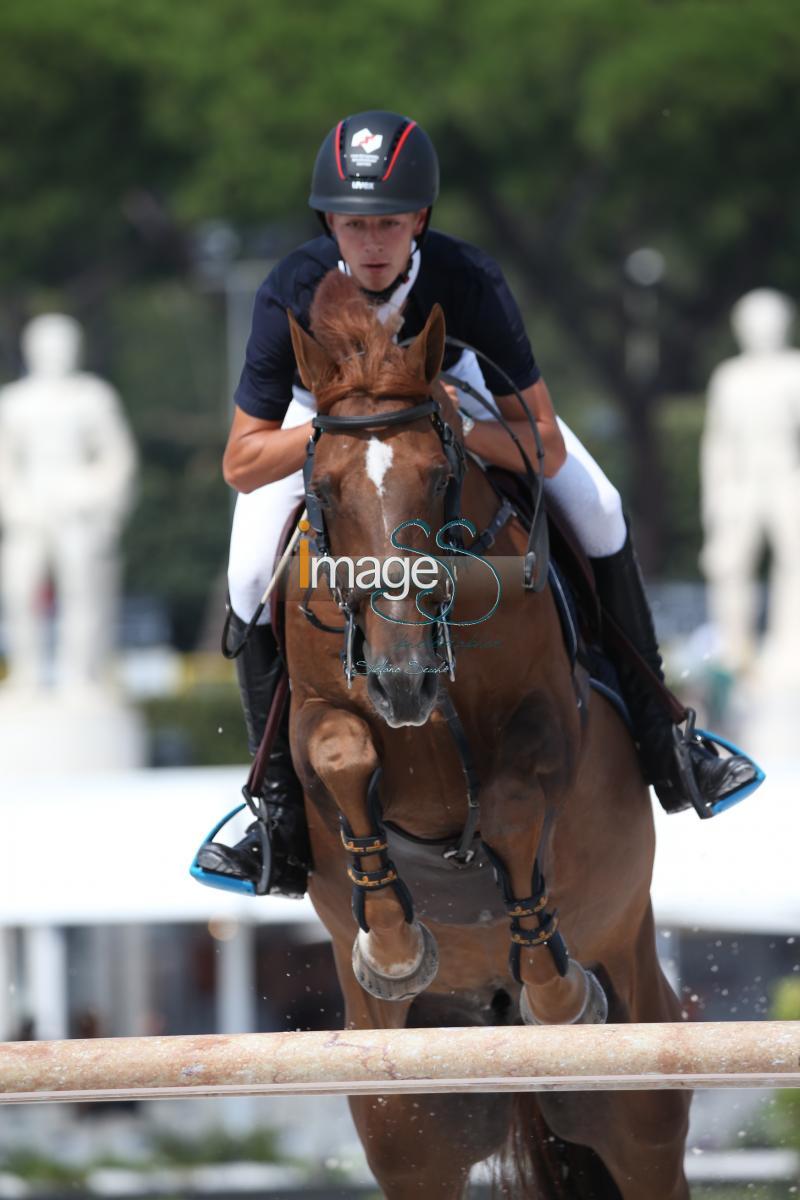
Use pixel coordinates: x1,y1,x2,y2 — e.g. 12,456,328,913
438,692,481,864
339,767,415,933
439,362,549,591
482,842,570,980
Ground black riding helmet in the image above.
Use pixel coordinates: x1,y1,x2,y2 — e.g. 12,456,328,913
309,110,439,233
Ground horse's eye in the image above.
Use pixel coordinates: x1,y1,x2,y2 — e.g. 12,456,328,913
308,488,330,510
433,471,450,495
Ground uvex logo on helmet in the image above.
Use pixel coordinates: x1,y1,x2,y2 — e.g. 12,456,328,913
309,110,440,232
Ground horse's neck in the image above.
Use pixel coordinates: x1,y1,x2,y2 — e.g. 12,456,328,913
460,458,500,528
460,459,566,666
461,459,528,556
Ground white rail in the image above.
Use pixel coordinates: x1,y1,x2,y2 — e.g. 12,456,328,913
1,1021,798,1104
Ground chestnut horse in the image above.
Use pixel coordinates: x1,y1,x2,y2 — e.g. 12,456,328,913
282,271,689,1199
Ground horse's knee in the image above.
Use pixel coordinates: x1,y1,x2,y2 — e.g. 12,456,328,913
308,711,378,785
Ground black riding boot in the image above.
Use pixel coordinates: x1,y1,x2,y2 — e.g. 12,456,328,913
591,532,757,815
195,614,310,896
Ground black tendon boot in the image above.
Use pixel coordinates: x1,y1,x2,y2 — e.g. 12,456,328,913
591,532,757,815
195,614,310,896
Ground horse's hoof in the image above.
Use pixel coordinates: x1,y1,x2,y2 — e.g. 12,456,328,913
519,966,608,1026
352,921,439,1002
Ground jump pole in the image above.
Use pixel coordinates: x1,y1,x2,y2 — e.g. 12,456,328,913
1,1022,799,1105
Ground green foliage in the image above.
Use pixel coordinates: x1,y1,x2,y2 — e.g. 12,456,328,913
149,1127,282,1165
655,396,706,578
763,978,800,1152
0,1126,284,1185
3,0,798,292
771,977,800,1022
0,1148,84,1186
107,282,229,647
2,0,798,597
141,683,246,766
692,1190,793,1200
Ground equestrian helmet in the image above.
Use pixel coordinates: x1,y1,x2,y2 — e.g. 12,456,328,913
309,111,439,218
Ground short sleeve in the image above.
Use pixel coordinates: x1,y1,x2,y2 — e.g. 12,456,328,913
233,273,297,422
463,255,540,394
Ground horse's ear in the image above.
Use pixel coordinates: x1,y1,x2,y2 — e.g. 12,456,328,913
406,303,446,384
287,309,333,392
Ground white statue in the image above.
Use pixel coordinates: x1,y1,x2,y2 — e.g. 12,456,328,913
0,314,138,693
700,288,800,683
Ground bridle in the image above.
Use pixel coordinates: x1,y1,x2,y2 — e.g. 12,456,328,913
301,338,550,687
302,394,466,686
303,396,465,560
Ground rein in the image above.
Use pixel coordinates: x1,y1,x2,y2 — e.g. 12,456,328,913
437,334,549,591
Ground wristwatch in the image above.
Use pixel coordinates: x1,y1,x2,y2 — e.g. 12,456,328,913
460,412,475,438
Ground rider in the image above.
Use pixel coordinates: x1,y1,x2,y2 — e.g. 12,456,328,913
195,110,758,896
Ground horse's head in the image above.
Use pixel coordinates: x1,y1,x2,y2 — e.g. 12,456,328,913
289,271,461,728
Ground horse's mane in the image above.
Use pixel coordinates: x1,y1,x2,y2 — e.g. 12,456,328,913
309,271,429,410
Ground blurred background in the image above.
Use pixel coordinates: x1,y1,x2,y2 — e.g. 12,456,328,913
0,0,799,1195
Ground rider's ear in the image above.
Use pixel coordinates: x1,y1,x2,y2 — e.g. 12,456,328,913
287,309,333,392
406,303,445,384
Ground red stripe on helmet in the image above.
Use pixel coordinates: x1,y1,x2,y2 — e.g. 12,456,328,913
382,121,417,181
334,120,346,180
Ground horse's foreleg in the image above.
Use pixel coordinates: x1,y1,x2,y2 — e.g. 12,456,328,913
482,783,603,1027
305,707,436,998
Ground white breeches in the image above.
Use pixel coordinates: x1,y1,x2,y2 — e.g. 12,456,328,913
228,355,626,623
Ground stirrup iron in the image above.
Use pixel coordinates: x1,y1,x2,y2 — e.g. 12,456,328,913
672,708,765,819
189,803,269,896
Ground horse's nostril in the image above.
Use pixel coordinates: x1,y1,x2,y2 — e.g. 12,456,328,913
368,669,390,701
366,655,440,727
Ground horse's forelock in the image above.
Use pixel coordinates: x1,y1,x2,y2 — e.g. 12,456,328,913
310,271,384,358
309,270,426,410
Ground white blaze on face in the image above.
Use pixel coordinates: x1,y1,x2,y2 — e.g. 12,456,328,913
365,436,394,498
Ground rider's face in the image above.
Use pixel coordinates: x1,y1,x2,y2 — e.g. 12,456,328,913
327,210,427,293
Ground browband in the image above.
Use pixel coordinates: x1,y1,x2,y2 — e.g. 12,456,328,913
312,398,436,432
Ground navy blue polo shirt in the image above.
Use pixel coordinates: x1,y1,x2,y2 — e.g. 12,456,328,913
234,229,540,422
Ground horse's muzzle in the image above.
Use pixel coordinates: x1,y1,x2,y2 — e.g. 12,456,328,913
364,643,442,727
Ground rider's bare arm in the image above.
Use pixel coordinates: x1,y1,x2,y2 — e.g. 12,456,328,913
459,379,567,478
225,377,566,493
222,406,313,493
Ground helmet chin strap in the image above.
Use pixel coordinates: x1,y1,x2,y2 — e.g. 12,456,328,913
338,242,421,329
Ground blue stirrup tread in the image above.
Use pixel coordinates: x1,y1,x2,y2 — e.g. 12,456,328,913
673,712,766,820
189,803,260,896
693,727,766,816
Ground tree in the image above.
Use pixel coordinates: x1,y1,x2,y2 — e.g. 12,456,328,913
2,0,798,581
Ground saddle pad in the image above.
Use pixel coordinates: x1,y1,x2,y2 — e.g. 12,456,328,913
548,560,632,729
270,500,306,657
